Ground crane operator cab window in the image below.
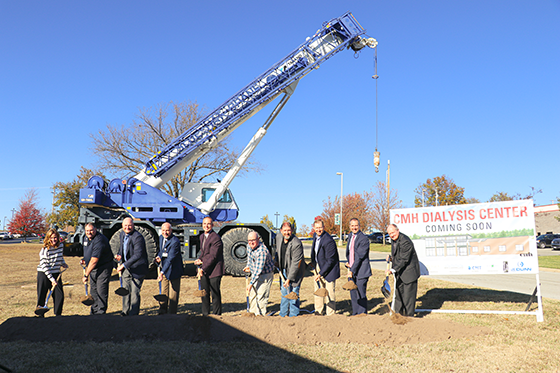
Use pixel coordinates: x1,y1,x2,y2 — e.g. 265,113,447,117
202,188,232,203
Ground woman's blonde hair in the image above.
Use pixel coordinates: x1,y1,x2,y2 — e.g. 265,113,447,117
43,228,60,248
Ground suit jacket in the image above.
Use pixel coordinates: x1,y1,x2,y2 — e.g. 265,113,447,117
391,232,420,284
275,234,305,287
346,230,372,279
118,229,149,279
158,234,183,281
198,231,224,278
310,232,340,283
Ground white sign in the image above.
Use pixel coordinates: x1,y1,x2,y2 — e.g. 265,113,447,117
390,199,538,276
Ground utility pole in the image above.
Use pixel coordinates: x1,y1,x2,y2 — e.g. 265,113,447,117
386,160,390,220
336,172,343,246
274,212,280,232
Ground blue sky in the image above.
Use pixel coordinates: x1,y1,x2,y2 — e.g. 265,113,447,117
1,1,559,232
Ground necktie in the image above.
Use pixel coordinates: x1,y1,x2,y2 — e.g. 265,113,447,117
349,234,356,267
123,235,130,261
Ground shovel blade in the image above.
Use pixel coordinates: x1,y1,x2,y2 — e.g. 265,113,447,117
34,306,49,316
381,277,391,298
115,287,129,296
80,296,95,306
154,294,168,302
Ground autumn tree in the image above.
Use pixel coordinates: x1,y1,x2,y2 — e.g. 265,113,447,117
90,100,262,198
8,189,46,240
368,181,402,238
298,224,310,237
260,215,274,230
283,215,297,234
488,192,516,202
414,175,467,207
47,167,105,228
488,187,542,203
320,192,372,237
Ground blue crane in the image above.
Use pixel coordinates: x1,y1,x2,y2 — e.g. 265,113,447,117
71,11,377,276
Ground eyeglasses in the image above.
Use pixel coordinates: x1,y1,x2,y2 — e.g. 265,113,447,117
248,239,258,242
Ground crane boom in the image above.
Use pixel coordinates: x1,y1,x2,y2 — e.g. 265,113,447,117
134,11,376,189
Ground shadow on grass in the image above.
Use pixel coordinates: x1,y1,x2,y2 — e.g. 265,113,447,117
0,314,342,373
414,287,534,317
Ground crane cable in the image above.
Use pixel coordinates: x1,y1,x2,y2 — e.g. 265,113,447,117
373,46,380,173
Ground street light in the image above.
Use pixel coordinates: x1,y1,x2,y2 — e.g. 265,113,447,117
336,172,343,246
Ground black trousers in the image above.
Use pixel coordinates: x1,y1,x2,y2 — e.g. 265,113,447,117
394,277,418,317
200,275,222,316
37,271,64,316
89,263,112,314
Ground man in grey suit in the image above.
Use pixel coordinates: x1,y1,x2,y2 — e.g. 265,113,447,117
386,223,420,317
275,222,305,317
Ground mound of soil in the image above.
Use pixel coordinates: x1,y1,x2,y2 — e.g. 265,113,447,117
0,313,488,346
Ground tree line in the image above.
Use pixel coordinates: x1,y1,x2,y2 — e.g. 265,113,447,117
5,101,556,238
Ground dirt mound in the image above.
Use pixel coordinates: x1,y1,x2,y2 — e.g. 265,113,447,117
0,313,488,346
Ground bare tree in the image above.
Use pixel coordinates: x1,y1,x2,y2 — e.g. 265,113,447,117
90,101,263,198
368,181,402,238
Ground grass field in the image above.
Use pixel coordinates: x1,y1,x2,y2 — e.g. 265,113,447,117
1,243,559,373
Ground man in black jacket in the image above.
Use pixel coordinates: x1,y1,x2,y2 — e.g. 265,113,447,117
81,223,113,314
386,223,420,316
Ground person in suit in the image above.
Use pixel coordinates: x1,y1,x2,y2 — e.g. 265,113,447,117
194,216,224,316
155,222,182,314
243,231,274,316
116,217,149,316
386,223,420,317
310,219,340,315
345,218,372,315
275,221,305,317
81,223,113,314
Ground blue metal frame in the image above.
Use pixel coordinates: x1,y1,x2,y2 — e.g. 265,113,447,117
143,11,366,178
80,12,368,224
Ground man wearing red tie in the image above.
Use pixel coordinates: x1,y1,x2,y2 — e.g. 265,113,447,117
345,218,371,315
194,217,224,316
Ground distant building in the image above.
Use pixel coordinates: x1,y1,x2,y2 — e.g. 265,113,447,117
534,204,560,235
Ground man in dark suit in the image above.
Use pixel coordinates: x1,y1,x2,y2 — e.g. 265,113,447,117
275,221,305,317
116,217,149,316
345,218,372,315
194,216,224,316
310,219,340,315
386,223,420,317
81,223,113,314
155,222,182,314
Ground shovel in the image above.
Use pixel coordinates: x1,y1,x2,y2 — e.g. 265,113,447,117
80,265,94,306
245,274,250,312
153,265,168,302
381,260,392,298
342,267,358,291
276,267,298,300
115,266,129,296
192,266,207,297
35,269,65,316
312,269,329,297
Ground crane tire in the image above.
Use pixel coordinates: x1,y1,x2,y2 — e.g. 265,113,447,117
221,227,256,277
